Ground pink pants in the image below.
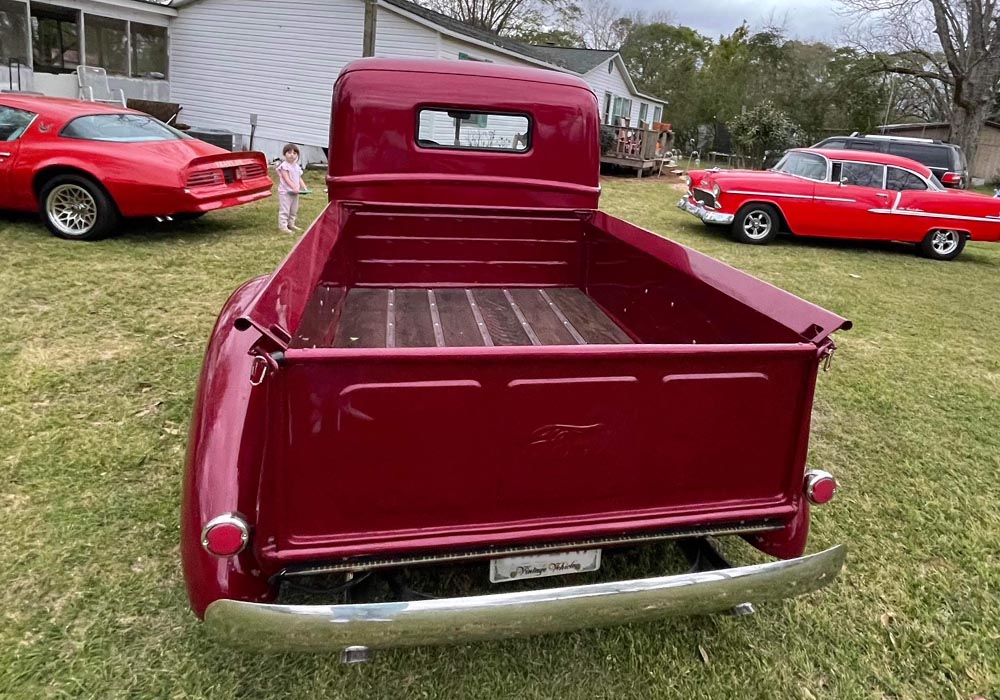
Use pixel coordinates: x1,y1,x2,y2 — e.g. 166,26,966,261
278,191,299,229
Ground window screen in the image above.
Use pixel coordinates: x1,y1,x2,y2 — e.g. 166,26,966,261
31,4,79,73
417,108,530,152
84,15,127,75
130,22,167,78
0,0,29,63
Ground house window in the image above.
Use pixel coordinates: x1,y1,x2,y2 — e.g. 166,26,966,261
607,60,613,74
652,105,662,122
31,3,79,74
611,96,632,124
417,108,531,152
84,15,127,76
0,0,29,64
602,92,612,125
458,51,491,63
130,22,167,79
638,103,648,124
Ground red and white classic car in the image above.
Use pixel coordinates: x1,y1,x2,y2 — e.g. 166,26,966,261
679,148,1000,260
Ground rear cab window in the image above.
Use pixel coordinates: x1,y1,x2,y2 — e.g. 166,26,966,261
417,108,531,152
60,114,189,142
0,105,36,141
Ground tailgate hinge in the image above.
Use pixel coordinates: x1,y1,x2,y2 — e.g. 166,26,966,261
819,341,837,372
249,349,285,386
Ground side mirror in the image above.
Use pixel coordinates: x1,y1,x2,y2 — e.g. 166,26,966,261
838,177,848,187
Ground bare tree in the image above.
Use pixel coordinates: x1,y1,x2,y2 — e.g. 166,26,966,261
577,0,626,50
424,0,567,36
841,0,1000,168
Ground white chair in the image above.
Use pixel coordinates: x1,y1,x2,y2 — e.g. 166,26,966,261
76,66,125,107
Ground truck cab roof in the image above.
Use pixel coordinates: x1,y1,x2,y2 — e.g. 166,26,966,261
339,57,593,91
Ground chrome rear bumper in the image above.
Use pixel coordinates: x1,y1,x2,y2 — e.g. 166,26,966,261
204,545,845,653
677,196,735,225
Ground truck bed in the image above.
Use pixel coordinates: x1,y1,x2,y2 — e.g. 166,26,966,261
294,286,633,349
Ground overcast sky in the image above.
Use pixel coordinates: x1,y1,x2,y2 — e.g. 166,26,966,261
622,0,848,43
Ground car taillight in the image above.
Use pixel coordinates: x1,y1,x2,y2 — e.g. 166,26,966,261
201,513,250,557
804,470,838,505
187,170,224,188
941,172,962,185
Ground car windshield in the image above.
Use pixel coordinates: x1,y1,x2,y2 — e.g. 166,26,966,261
61,114,189,142
773,151,828,180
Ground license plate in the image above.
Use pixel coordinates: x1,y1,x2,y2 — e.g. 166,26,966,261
489,549,601,583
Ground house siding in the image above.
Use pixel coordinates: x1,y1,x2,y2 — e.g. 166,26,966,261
582,58,662,127
374,7,438,58
169,0,366,151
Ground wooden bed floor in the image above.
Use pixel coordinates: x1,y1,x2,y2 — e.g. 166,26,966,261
295,287,634,349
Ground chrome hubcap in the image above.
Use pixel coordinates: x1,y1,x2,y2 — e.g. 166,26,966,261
743,211,772,240
47,184,97,236
931,229,959,255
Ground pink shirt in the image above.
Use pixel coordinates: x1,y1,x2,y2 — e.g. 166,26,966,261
276,161,303,194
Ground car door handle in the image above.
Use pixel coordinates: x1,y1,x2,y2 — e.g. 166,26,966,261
0,152,11,158
875,192,890,198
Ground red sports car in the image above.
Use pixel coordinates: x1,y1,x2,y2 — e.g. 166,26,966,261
679,148,1000,260
0,95,272,240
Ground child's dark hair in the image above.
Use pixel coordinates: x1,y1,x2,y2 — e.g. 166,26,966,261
282,143,300,156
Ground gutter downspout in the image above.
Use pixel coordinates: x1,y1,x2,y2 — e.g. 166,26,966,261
363,0,377,57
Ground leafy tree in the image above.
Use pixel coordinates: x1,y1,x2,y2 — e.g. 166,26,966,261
728,100,803,165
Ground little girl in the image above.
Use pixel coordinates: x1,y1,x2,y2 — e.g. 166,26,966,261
276,143,307,233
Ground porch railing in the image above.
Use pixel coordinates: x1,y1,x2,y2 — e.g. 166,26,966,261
603,126,661,160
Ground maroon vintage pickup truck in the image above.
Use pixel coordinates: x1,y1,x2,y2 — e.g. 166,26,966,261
181,58,849,659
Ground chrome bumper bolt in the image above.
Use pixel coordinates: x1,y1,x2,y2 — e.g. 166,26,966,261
341,645,374,664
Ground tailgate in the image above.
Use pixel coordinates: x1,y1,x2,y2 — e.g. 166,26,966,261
258,343,820,562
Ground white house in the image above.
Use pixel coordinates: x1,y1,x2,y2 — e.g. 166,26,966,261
0,0,667,161
0,0,173,99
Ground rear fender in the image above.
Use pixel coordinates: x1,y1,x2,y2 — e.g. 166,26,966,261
181,275,276,618
743,502,810,559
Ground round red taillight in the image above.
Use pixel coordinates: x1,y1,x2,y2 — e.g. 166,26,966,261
201,514,249,557
804,470,837,505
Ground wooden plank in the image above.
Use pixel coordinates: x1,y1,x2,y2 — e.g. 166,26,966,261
290,284,345,348
508,288,580,346
503,290,541,345
395,288,437,347
471,288,531,346
333,288,388,348
434,289,485,347
544,288,633,344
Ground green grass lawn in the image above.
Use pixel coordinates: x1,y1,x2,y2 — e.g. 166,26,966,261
1,174,998,699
